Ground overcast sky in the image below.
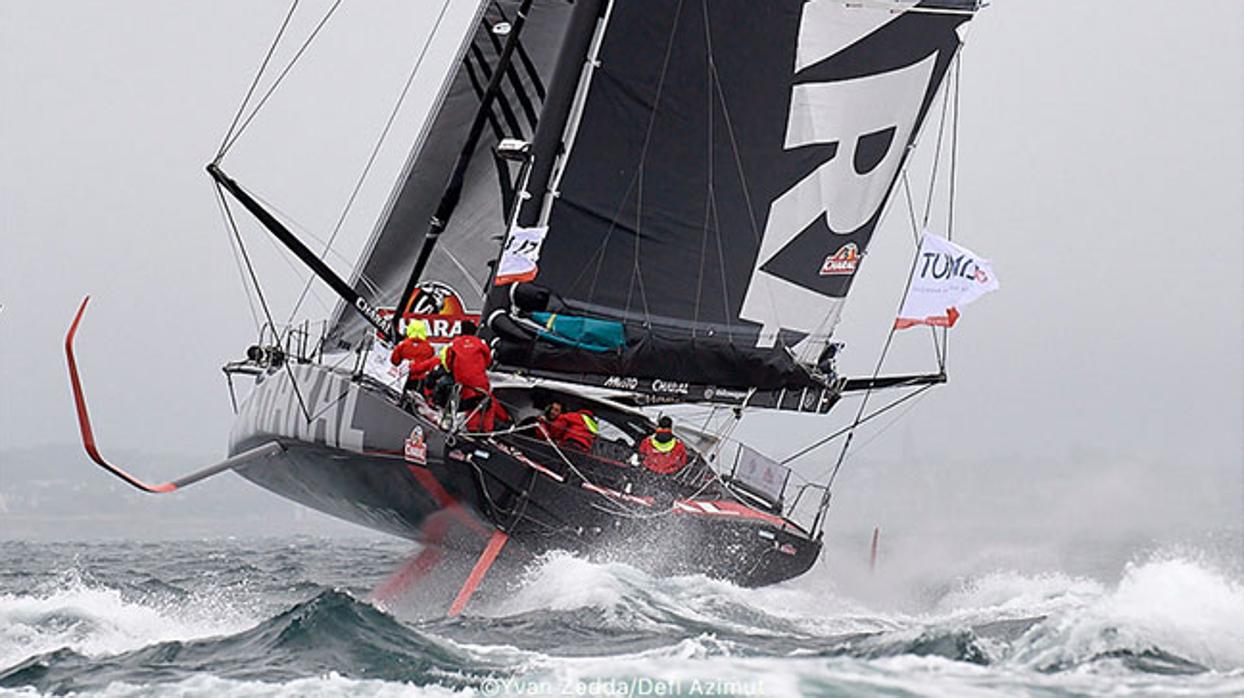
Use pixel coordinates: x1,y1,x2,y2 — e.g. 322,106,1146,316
1,1,1240,545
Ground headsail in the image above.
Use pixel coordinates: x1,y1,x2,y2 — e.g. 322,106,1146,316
486,0,980,405
325,0,579,349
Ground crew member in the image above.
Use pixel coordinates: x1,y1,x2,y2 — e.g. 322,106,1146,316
539,400,569,428
442,321,508,432
442,320,492,400
546,406,599,452
390,319,441,386
638,416,687,475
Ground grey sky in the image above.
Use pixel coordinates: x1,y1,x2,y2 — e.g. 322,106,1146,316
2,2,1240,544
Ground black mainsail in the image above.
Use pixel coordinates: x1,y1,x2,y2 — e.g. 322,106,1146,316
485,0,978,410
325,0,580,349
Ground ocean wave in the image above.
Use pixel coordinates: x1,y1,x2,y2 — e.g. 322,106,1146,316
3,543,1243,696
0,569,256,670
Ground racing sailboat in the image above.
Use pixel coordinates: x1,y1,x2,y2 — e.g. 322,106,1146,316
67,0,986,612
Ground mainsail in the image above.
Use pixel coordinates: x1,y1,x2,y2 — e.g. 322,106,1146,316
485,0,979,406
325,0,579,349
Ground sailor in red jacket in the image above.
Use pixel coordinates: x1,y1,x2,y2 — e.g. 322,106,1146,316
638,416,688,475
546,407,599,452
442,320,492,400
390,319,441,383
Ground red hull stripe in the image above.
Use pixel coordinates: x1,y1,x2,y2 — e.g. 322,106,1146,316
672,499,787,527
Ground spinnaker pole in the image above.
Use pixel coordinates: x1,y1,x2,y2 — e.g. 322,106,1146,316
207,163,395,343
391,0,538,340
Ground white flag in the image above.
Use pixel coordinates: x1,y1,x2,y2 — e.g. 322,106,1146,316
494,225,548,286
895,233,999,330
361,339,407,390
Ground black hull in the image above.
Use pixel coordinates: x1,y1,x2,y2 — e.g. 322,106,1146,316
228,365,820,587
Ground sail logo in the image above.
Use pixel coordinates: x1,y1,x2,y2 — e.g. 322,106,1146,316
740,2,941,352
819,243,860,276
382,281,481,344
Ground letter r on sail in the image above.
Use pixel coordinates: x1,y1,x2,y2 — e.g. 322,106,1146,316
741,8,939,351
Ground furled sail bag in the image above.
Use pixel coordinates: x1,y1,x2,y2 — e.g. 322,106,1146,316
529,312,626,353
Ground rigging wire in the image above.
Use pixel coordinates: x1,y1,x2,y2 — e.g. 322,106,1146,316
624,0,688,322
213,183,263,334
944,52,963,367
216,0,300,162
781,383,935,466
809,192,942,534
214,183,314,424
285,0,456,326
218,0,344,159
806,47,969,535
902,172,945,370
921,59,953,230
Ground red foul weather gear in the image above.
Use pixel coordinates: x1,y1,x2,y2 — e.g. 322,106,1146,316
390,337,440,380
639,433,688,475
546,410,599,451
466,398,510,433
444,335,492,400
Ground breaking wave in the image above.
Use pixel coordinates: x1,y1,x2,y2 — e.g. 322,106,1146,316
1,541,1242,696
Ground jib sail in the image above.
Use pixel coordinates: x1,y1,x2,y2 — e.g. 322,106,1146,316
325,0,579,349
486,0,979,405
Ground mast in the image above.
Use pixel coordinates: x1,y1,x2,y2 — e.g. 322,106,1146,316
513,0,609,229
390,0,538,341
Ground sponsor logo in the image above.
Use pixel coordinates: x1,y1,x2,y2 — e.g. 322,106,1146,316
819,243,859,276
447,448,466,462
603,376,639,390
712,388,751,401
918,251,990,284
378,281,480,344
703,386,716,400
651,379,689,395
404,426,427,465
354,297,389,331
778,543,798,556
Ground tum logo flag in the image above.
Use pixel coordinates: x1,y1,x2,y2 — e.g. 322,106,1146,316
895,233,999,330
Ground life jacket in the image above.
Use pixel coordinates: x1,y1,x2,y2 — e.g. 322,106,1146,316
639,432,688,474
443,334,492,399
549,410,599,451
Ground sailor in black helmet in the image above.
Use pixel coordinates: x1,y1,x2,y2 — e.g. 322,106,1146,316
638,415,688,475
